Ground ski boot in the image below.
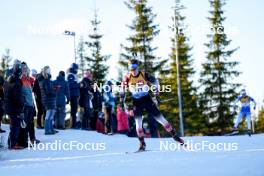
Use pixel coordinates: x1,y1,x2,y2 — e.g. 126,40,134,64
247,129,252,137
10,144,26,150
31,139,41,145
138,137,146,152
170,129,185,145
230,127,239,135
232,127,238,132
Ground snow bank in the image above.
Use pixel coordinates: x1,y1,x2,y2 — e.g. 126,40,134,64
0,124,263,176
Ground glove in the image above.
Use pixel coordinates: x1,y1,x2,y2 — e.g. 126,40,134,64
66,99,70,104
18,113,27,129
17,113,25,120
20,120,27,129
129,110,134,117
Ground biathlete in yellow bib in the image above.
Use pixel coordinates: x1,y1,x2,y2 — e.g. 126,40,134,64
120,59,185,152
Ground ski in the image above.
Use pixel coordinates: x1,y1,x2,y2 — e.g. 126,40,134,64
224,130,252,137
224,131,239,136
125,149,151,154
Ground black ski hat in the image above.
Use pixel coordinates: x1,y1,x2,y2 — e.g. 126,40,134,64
13,61,22,77
71,63,79,70
59,71,65,77
69,63,78,74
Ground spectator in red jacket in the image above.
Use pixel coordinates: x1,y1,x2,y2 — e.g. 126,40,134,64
116,105,129,135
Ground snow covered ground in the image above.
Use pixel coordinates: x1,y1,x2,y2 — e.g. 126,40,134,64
0,124,264,176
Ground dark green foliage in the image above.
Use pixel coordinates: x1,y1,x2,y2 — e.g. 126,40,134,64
76,37,86,78
255,105,264,133
85,11,110,85
199,0,241,134
159,0,204,136
1,49,12,75
120,0,163,75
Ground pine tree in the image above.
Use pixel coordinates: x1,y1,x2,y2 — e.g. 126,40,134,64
120,0,162,75
1,49,12,74
117,47,127,83
199,0,241,134
159,0,203,136
86,10,110,85
255,103,264,133
76,36,87,78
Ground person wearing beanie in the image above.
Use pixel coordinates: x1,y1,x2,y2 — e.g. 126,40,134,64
18,62,40,146
31,69,38,78
4,60,26,149
39,66,58,135
54,71,70,129
79,70,94,130
67,63,80,129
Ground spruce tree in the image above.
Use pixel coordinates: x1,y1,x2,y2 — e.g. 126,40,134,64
199,0,241,134
1,49,12,74
255,103,264,133
117,47,127,83
120,0,162,75
159,0,203,136
85,11,110,85
76,36,86,78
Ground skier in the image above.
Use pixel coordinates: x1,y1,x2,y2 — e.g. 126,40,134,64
120,59,184,151
233,89,256,136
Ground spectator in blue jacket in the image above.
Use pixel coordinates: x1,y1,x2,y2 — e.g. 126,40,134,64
39,66,58,135
67,63,80,129
54,71,70,129
19,62,40,146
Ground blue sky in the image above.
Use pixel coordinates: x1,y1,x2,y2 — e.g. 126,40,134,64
0,0,263,106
